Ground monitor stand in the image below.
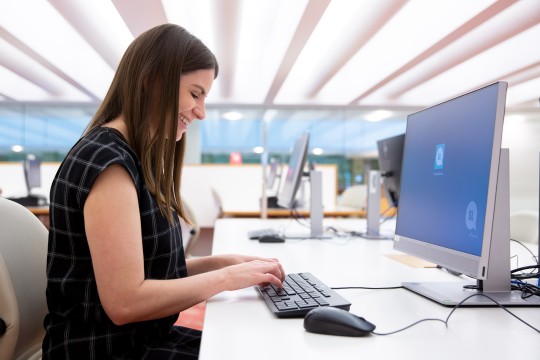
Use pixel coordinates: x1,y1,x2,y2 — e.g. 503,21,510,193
362,170,393,240
403,149,540,306
285,170,332,239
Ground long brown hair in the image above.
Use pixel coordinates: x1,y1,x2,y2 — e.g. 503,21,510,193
85,24,219,224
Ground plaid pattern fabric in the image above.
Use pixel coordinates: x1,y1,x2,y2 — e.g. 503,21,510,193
42,127,194,359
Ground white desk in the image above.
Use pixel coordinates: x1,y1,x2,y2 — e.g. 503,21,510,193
199,218,540,360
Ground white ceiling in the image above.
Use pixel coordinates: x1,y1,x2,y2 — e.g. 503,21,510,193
1,0,540,110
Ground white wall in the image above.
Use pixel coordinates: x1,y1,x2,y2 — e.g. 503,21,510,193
0,162,56,200
181,164,338,226
1,115,539,225
502,117,540,213
0,163,338,228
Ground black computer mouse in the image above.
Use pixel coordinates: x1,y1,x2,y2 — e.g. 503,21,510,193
258,234,285,243
304,307,375,337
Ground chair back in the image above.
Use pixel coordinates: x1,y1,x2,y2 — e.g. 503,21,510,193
0,198,48,360
180,200,201,257
337,185,367,210
510,210,539,244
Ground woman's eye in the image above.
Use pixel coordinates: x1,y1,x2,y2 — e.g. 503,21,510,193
191,92,199,99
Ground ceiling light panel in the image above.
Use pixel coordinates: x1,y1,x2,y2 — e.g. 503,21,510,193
0,1,114,100
0,65,53,101
274,0,378,105
315,0,497,106
395,21,540,108
48,0,133,69
506,77,540,107
0,37,91,101
232,0,308,103
163,0,220,99
163,0,214,53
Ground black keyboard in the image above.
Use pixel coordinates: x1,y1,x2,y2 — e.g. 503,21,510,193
247,228,280,240
257,272,351,317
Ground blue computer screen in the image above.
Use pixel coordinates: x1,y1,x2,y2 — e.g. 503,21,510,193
396,84,500,256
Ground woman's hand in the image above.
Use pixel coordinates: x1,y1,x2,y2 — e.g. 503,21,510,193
220,258,285,290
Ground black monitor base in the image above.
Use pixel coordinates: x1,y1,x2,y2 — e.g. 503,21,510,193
264,196,284,209
7,195,48,207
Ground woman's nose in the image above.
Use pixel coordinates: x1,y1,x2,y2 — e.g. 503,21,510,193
193,105,205,120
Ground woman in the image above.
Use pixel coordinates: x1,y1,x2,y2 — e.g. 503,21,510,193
42,24,285,359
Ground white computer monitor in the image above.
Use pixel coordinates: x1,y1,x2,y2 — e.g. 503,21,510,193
277,132,309,209
394,81,540,306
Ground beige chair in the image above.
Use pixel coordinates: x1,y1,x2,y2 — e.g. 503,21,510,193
510,210,539,244
210,187,224,219
336,184,367,211
180,200,201,258
0,198,48,360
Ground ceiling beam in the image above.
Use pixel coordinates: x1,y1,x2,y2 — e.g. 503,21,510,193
48,0,131,70
264,0,331,105
0,92,15,101
0,26,99,102
306,0,406,99
351,0,518,105
387,1,540,102
212,0,241,99
112,0,168,37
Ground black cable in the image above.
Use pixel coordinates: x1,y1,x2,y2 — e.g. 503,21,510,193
290,208,310,227
511,279,540,299
372,293,540,336
511,264,539,280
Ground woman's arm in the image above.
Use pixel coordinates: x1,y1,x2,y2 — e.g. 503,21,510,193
85,165,284,326
186,254,284,276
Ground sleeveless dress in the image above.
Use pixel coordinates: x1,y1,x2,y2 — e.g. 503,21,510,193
42,127,200,359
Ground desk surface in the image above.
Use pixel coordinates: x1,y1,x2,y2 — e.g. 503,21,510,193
222,207,366,218
200,218,540,360
27,206,49,215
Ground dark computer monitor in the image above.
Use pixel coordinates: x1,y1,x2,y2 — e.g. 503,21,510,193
277,132,309,209
6,154,47,206
24,154,41,195
377,133,405,207
395,81,540,306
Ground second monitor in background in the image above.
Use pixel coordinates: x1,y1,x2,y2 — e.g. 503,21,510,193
279,132,328,239
249,132,329,240
264,157,283,208
7,154,48,206
277,132,310,210
377,133,405,208
362,133,404,239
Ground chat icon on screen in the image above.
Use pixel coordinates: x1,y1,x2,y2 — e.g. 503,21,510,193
465,201,477,231
434,144,445,170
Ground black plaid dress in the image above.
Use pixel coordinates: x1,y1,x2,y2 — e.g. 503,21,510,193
42,127,200,359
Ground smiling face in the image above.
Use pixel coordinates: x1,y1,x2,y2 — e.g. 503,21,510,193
176,69,215,141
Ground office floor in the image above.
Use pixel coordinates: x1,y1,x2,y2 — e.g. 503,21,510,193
190,227,214,256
